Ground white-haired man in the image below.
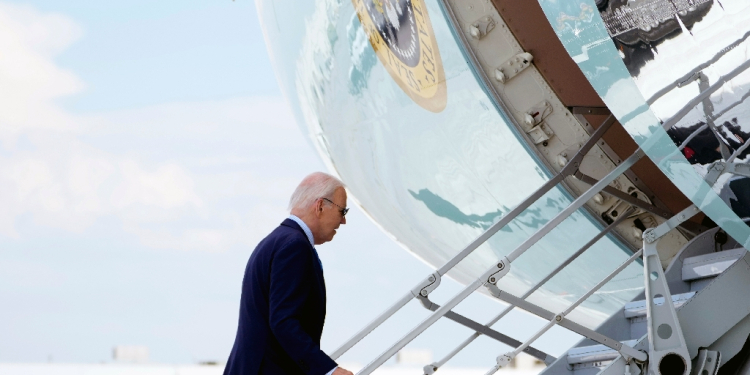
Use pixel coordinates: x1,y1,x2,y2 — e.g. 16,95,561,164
224,172,353,375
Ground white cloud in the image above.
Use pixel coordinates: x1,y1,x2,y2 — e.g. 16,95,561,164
113,161,202,211
0,3,84,146
0,133,204,235
0,3,311,251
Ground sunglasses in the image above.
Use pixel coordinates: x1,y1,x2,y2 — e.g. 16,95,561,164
321,197,349,217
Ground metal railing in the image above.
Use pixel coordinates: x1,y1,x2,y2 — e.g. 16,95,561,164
333,3,750,375
331,114,618,361
420,206,635,372
331,115,653,374
472,20,750,375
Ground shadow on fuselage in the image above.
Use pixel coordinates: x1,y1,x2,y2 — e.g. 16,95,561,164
407,188,568,232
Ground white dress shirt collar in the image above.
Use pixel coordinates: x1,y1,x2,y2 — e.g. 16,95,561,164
288,214,315,247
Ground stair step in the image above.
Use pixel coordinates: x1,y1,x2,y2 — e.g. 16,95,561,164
623,292,695,319
682,248,745,282
567,340,638,365
621,249,745,319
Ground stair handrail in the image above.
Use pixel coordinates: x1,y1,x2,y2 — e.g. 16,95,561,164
331,115,621,360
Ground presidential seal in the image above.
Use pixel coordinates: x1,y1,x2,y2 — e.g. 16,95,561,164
353,0,447,112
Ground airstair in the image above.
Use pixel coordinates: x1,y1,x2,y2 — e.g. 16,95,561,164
329,104,750,375
328,104,750,375
326,1,750,375
560,231,750,375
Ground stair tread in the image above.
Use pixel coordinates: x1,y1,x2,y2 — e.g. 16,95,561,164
565,250,749,369
623,291,695,319
682,248,746,281
567,340,638,365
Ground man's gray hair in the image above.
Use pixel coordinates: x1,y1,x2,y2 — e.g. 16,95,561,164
288,172,346,212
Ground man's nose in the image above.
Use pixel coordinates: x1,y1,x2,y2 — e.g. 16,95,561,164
341,215,346,225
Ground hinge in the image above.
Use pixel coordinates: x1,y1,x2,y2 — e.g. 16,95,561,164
469,16,496,40
495,52,533,83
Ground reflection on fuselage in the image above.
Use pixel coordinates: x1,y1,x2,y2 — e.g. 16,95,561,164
599,0,714,76
668,117,750,220
539,0,750,247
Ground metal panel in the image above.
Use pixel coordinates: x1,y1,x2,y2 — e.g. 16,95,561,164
682,248,745,282
681,256,750,357
623,292,695,319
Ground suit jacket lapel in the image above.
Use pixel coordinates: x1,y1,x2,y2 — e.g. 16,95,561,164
280,218,327,292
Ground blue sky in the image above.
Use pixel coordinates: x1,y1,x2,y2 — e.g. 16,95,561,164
15,0,279,111
0,0,578,369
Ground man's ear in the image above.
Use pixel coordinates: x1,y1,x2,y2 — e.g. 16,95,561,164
314,198,324,216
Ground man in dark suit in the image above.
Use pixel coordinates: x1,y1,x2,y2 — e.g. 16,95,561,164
224,172,354,375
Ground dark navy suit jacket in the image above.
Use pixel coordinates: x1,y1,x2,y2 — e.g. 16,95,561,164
224,219,337,375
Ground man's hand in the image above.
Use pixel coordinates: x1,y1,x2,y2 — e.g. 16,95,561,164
332,367,354,375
